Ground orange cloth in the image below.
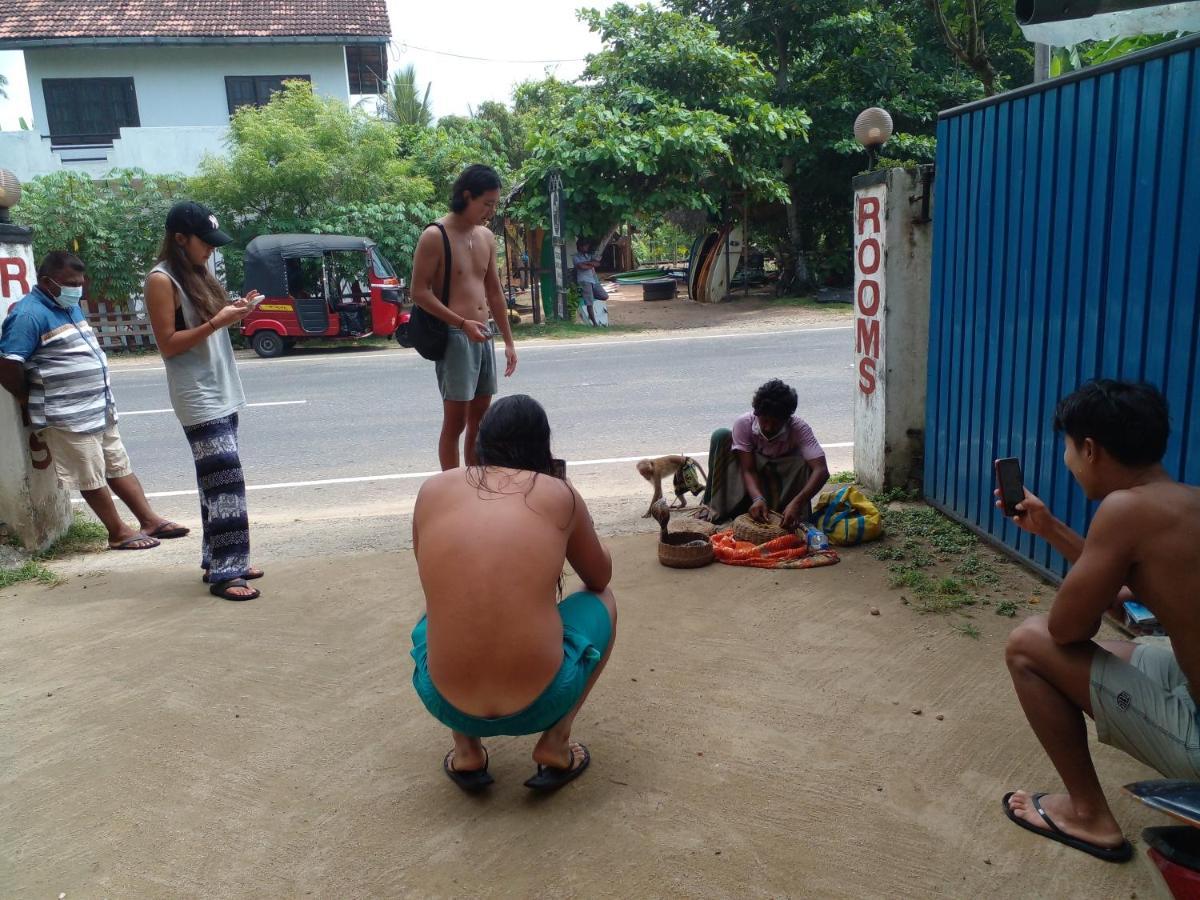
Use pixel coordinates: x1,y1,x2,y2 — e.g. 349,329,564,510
710,530,840,570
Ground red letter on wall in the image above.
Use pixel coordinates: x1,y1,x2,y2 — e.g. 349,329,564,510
858,358,877,395
857,197,881,236
1,258,30,299
856,317,880,358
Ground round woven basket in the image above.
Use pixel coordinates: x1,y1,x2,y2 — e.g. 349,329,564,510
733,511,789,544
658,531,715,569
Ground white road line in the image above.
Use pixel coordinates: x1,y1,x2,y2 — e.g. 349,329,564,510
73,442,856,502
121,400,308,416
107,325,853,376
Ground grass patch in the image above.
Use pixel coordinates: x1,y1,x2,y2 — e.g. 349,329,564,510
829,470,856,484
0,560,62,589
513,321,645,340
872,485,921,504
954,622,982,639
995,600,1019,618
36,513,109,559
773,295,854,313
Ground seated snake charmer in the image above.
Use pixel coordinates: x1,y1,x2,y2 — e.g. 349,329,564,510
701,379,830,529
409,394,617,794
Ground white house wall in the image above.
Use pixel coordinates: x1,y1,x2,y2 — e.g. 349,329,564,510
24,43,351,130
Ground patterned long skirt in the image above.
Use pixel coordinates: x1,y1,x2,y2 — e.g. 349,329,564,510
183,413,250,584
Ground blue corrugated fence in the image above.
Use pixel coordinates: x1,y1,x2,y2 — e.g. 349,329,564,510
925,34,1200,579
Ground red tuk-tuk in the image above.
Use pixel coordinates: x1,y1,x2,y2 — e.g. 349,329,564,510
240,234,408,358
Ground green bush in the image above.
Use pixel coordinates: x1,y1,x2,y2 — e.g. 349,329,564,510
18,170,187,308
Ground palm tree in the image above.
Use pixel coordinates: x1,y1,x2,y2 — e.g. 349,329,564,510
382,65,432,128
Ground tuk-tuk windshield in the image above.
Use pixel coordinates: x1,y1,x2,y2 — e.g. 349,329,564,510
370,247,398,280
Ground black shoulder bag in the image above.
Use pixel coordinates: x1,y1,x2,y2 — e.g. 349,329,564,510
409,223,452,361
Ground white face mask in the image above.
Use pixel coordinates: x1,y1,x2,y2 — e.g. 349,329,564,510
48,280,83,308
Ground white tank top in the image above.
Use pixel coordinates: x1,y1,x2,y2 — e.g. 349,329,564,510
148,263,245,427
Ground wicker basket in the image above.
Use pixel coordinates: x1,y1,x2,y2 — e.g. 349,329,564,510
733,511,789,544
658,531,715,569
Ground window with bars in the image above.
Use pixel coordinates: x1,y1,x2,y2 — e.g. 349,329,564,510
43,77,140,147
346,45,387,94
225,74,311,115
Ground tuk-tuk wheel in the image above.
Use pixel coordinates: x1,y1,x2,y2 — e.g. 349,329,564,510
251,330,287,359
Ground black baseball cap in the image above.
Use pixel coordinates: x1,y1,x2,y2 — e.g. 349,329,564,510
166,200,232,247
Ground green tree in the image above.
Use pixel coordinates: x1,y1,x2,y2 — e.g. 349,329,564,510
513,4,808,240
0,72,7,100
18,170,186,306
381,64,433,128
670,0,1030,289
398,114,511,208
191,81,435,283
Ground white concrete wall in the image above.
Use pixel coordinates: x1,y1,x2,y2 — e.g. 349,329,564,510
24,44,350,129
852,167,933,492
1,126,228,180
0,230,72,550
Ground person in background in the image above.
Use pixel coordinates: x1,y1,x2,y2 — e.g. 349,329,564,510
573,237,607,325
410,164,518,470
701,379,830,528
0,251,187,550
144,201,264,601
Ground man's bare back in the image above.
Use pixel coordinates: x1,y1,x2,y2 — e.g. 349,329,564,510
413,467,607,718
1116,480,1200,690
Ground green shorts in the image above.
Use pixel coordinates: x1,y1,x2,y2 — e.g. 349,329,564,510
410,591,613,738
435,327,497,402
1090,643,1200,779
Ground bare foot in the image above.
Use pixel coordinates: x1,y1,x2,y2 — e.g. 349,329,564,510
532,733,587,771
450,736,487,772
1007,790,1125,849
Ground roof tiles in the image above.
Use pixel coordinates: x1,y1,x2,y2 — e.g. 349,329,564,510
0,0,390,43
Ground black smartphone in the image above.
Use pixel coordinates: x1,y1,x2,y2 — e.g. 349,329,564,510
550,458,567,480
994,457,1025,517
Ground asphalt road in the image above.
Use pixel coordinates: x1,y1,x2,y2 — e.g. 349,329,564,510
90,325,856,565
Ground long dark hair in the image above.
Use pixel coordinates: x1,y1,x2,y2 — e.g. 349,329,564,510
474,394,555,474
156,233,229,323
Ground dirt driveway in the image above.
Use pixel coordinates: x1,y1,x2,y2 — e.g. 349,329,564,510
1,527,1164,898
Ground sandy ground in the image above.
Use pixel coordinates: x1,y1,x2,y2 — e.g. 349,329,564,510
1,511,1169,898
586,284,853,334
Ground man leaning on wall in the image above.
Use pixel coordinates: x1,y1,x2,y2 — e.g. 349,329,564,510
0,251,188,550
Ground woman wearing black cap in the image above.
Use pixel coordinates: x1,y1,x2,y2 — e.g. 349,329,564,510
144,200,264,601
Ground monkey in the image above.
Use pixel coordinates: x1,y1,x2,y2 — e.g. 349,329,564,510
636,455,708,518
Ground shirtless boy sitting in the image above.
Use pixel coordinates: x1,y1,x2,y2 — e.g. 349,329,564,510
1001,379,1200,863
409,394,617,793
410,164,518,470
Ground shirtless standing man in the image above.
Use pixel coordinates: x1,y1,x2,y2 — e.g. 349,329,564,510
410,164,518,470
409,395,616,793
1001,380,1200,863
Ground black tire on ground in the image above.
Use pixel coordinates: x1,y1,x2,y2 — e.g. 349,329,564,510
251,330,286,358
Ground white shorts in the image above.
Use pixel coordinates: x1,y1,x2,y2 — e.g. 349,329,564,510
37,423,132,492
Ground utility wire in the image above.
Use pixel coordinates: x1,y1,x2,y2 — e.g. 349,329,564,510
394,41,587,64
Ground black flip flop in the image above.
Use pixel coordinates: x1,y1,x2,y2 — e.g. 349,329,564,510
444,747,494,793
146,521,190,539
524,742,590,792
1002,792,1133,863
209,578,260,602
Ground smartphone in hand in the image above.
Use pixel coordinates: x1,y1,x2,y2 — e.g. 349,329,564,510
994,457,1025,517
